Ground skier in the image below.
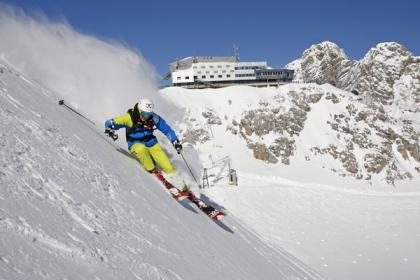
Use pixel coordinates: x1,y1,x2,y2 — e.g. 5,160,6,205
104,98,182,174
103,99,224,220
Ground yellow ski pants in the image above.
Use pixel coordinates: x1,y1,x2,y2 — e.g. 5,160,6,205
130,143,175,173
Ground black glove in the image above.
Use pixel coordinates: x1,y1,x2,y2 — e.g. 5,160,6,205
172,139,182,154
105,127,118,141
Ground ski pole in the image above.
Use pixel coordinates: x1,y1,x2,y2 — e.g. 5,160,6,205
58,99,121,150
58,99,95,125
180,152,199,185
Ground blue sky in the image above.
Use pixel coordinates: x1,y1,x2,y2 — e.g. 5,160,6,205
5,0,420,75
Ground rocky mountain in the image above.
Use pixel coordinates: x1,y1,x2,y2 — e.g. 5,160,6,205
163,42,419,187
286,41,420,108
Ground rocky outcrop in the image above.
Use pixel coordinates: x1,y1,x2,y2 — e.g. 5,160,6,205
202,109,222,125
182,128,211,145
287,41,420,108
289,41,348,85
339,43,416,106
248,143,278,164
238,88,324,165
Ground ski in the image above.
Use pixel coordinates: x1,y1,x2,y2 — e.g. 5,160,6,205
185,190,226,221
152,170,187,201
153,170,225,221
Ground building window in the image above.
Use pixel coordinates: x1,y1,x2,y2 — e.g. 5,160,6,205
210,75,214,78
218,65,222,68
218,75,222,78
201,66,205,69
193,66,197,69
198,71,201,74
206,71,210,74
227,74,231,78
194,76,197,79
185,76,189,80
177,77,181,80
222,70,226,73
210,65,214,68
202,75,206,79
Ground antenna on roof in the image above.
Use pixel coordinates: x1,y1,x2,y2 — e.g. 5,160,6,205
233,44,240,62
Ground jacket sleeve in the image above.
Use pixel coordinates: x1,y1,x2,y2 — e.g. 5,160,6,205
154,114,178,143
104,113,133,130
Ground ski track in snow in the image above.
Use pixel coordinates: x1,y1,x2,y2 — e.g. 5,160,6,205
0,216,90,260
0,67,182,279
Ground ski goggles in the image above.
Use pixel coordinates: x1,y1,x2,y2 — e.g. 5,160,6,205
140,111,153,117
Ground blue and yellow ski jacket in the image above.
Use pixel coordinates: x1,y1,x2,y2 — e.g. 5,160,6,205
105,110,177,149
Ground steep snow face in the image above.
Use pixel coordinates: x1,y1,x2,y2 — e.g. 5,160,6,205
161,83,419,188
0,60,321,279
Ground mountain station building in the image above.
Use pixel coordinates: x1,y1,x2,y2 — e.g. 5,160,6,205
165,56,294,88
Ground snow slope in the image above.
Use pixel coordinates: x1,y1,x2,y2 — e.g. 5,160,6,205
0,60,321,279
209,173,420,280
160,85,420,280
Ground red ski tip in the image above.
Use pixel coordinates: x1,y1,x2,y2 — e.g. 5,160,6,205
212,213,225,221
174,193,188,201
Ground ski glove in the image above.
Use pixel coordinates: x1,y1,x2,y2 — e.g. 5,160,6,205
104,119,114,128
105,127,118,141
172,139,182,154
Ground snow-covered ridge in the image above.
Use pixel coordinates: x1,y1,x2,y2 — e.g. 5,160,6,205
162,81,419,188
160,81,420,278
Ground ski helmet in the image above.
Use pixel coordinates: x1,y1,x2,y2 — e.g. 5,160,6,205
137,98,154,117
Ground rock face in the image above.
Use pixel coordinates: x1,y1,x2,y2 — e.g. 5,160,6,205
236,85,418,185
289,41,348,85
287,41,420,108
339,42,417,106
238,90,323,165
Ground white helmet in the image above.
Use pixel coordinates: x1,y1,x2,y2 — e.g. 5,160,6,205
137,98,154,113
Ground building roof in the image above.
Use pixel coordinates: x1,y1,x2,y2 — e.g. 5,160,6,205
169,56,238,71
